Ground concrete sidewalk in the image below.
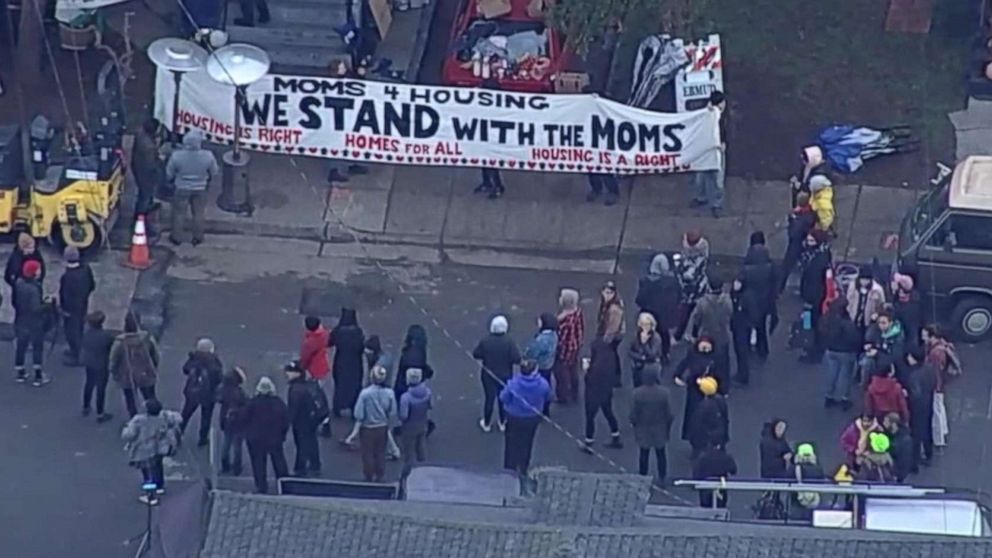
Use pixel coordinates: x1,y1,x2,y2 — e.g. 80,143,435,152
190,153,920,267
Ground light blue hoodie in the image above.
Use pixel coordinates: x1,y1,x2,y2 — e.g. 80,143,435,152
525,329,558,371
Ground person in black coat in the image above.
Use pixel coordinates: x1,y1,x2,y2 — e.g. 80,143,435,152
243,377,290,494
329,307,365,417
798,230,832,363
217,367,248,475
688,379,729,456
905,354,936,468
582,338,622,451
740,243,778,359
635,253,680,363
13,259,47,385
81,311,116,422
473,315,521,431
59,246,95,366
883,413,916,482
180,338,224,446
758,418,792,479
693,440,738,508
286,362,326,476
779,193,817,293
730,280,752,385
4,233,45,289
394,324,433,400
675,338,717,442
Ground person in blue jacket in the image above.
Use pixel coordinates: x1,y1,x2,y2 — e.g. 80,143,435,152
500,360,551,478
524,313,558,415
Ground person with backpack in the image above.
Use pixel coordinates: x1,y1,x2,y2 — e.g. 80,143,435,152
81,311,116,423
299,316,331,437
243,376,290,494
217,367,249,475
922,324,956,449
285,361,328,476
179,338,224,447
110,312,160,417
121,399,182,505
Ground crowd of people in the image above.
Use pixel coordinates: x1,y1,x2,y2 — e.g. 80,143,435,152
4,139,963,511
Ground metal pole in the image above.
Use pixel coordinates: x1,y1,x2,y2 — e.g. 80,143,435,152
171,70,182,134
232,86,242,159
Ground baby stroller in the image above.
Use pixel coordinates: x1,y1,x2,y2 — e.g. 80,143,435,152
815,125,919,174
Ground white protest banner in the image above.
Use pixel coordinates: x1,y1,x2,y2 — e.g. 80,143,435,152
55,0,130,23
154,69,720,174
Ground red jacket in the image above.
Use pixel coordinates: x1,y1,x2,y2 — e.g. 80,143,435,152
864,376,909,422
300,327,331,380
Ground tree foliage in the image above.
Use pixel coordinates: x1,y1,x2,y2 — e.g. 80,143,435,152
548,0,664,54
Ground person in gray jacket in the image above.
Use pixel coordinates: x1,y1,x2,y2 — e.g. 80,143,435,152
165,130,218,246
398,367,432,475
629,363,674,483
121,399,182,505
354,365,398,482
685,277,734,391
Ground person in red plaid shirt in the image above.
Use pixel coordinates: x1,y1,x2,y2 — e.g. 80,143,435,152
554,288,584,404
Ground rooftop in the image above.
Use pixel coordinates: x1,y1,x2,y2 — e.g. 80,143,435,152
950,156,992,211
198,470,992,558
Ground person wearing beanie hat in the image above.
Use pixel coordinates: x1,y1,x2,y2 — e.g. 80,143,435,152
285,360,327,476
354,360,399,482
891,272,922,349
217,366,249,474
12,254,48,386
791,442,825,515
501,357,552,478
473,315,521,432
179,338,224,446
687,374,728,457
4,232,44,288
676,231,710,340
635,255,679,365
808,174,835,231
398,367,432,474
59,246,96,366
857,431,895,482
166,128,219,246
798,230,833,363
243,375,290,494
779,190,817,293
846,265,886,331
81,310,116,422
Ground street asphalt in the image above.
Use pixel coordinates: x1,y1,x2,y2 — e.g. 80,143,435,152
2,242,992,557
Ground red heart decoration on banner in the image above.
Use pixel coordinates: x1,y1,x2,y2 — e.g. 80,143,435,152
373,153,383,160
487,160,497,167
329,149,339,156
507,161,517,168
433,157,442,163
260,145,270,151
566,164,575,170
308,147,318,154
351,151,361,158
395,155,405,162
469,158,479,165
414,156,424,163
681,164,691,171
526,161,536,169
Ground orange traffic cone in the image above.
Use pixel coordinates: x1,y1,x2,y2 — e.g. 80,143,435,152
123,215,153,270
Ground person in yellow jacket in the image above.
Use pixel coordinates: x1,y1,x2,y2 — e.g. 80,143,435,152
808,175,835,232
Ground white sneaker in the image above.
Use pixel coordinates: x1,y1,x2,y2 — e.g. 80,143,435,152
138,495,160,506
498,420,506,432
479,418,492,433
155,488,165,495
